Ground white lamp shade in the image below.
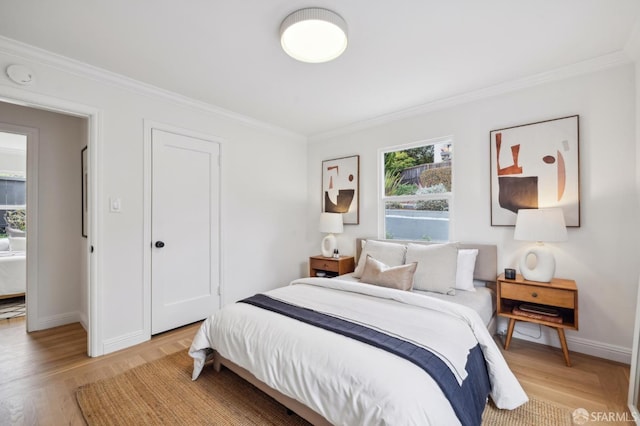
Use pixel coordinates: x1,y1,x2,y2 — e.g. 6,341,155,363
280,8,348,63
514,208,568,242
319,212,343,234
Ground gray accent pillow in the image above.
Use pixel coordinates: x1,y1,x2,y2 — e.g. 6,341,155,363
359,255,417,291
405,242,458,295
353,240,407,278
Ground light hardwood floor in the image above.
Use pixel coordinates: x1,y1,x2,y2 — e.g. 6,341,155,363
498,335,632,423
0,316,632,425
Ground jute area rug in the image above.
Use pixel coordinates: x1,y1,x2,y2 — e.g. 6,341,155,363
76,350,572,425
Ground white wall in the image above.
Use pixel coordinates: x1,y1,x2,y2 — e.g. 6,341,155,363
0,39,308,354
308,64,639,363
625,25,640,201
0,101,84,326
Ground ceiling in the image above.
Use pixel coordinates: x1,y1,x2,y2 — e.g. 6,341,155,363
0,1,639,137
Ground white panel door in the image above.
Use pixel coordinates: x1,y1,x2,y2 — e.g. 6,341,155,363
151,128,220,334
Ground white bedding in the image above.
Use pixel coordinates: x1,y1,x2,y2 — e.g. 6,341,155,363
415,287,495,326
338,272,496,326
0,251,25,296
190,278,527,425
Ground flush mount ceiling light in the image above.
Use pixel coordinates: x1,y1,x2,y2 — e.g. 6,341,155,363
280,8,348,63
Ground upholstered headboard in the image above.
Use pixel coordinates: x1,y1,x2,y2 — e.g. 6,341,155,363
355,238,498,283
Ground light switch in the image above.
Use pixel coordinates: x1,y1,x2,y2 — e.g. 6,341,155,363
110,197,122,213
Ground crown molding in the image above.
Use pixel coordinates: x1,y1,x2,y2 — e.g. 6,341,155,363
0,36,303,139
0,35,631,143
309,50,633,142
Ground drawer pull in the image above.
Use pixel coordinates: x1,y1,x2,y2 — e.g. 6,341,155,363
531,292,538,298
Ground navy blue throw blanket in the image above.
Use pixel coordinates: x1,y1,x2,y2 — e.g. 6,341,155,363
239,293,491,426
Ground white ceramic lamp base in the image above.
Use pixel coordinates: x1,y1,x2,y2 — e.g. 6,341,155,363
519,245,555,283
321,234,337,257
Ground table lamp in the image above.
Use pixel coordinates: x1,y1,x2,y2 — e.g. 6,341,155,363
514,208,567,282
320,212,343,257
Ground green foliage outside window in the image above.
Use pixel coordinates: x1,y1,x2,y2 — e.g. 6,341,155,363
384,151,416,175
415,184,449,211
4,209,26,231
420,167,452,191
384,146,437,196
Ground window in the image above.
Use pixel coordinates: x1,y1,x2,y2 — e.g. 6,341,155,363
381,137,452,242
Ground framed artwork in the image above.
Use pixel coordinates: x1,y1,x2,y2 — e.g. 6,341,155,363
81,146,88,238
322,155,359,225
490,115,580,227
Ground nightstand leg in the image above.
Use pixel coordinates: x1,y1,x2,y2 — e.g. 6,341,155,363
504,319,516,350
557,328,572,367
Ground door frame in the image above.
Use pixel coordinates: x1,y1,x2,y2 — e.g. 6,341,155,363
0,123,38,332
0,87,102,356
143,120,224,338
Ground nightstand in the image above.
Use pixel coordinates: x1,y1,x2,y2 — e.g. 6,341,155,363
309,255,355,278
497,273,578,366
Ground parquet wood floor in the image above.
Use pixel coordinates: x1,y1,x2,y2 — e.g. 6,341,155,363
0,317,633,425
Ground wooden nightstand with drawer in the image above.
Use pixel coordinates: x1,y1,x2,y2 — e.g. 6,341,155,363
309,255,355,278
497,273,578,366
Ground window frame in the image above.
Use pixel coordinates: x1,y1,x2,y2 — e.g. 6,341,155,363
378,136,454,242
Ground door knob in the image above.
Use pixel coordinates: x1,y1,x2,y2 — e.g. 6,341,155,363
155,241,165,248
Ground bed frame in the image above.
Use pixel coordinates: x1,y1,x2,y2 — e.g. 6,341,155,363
213,351,331,425
212,239,498,425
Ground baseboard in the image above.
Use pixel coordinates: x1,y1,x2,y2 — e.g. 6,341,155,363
31,311,81,331
497,318,631,364
78,312,88,332
102,329,150,355
566,335,631,364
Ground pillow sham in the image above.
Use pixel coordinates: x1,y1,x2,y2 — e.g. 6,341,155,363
455,249,479,292
353,240,407,278
359,255,417,291
405,242,457,295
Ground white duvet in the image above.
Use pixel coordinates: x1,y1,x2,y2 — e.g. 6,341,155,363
189,278,527,425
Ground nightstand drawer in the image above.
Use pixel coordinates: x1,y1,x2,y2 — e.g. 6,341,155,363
309,258,340,273
501,282,575,308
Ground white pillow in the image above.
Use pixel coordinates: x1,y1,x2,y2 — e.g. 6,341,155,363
455,249,478,292
405,242,458,295
9,236,26,252
353,240,407,278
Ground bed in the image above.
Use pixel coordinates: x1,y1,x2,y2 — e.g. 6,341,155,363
189,239,527,425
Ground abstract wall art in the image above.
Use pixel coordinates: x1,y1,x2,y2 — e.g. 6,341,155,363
322,155,359,225
490,115,580,226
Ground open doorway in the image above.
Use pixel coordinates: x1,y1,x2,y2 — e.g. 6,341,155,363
0,101,91,356
0,131,26,320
